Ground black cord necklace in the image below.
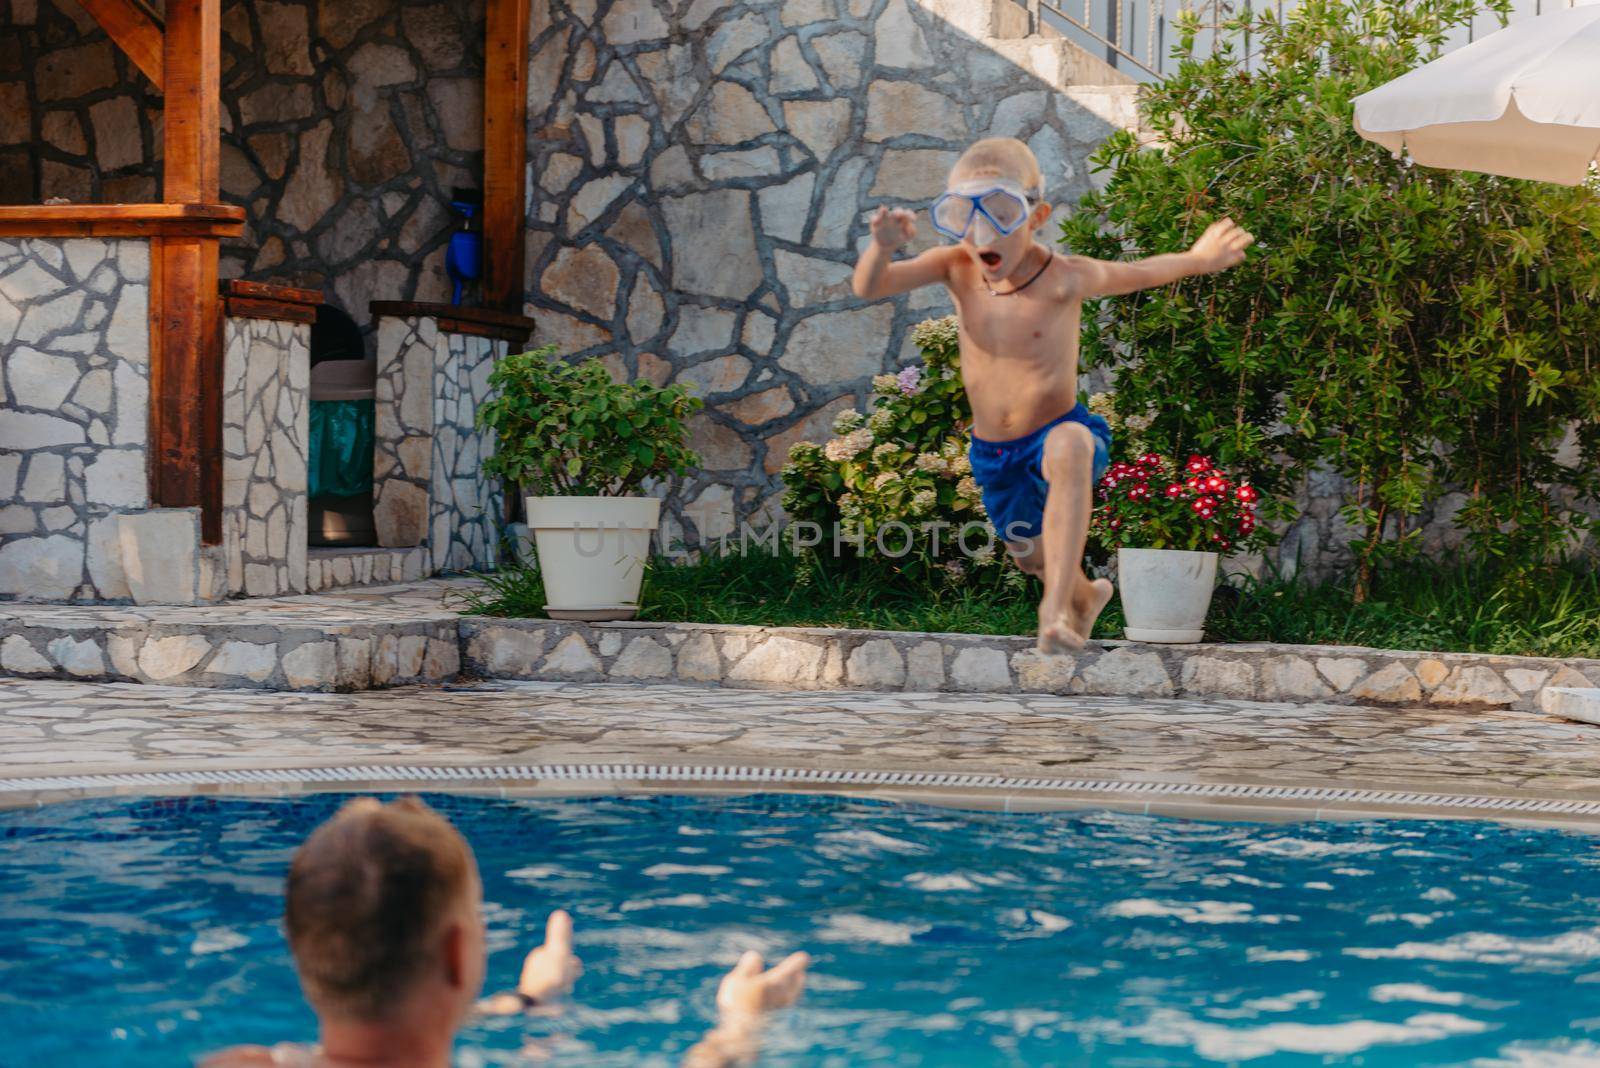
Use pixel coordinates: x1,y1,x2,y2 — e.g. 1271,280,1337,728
984,246,1052,297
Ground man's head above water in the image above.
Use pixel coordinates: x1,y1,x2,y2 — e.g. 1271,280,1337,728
286,797,485,1025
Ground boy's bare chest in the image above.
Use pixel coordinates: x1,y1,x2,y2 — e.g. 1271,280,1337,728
954,285,1081,362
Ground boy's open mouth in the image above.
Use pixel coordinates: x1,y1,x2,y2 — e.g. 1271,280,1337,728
977,250,1002,269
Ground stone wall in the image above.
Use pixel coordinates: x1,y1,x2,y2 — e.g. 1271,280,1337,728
0,0,487,314
522,0,1138,541
221,316,311,597
0,237,150,602
372,314,504,572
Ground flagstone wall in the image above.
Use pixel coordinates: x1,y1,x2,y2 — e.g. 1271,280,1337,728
372,314,505,573
221,317,311,597
521,0,1139,545
0,237,151,602
0,0,487,314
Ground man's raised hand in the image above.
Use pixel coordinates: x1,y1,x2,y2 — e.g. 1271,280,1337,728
869,206,917,252
716,950,810,1017
518,909,583,1003
1189,217,1254,273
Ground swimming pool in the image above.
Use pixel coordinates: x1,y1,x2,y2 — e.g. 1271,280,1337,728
3,793,1599,1066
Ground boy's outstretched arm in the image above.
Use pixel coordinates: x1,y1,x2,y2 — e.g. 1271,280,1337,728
1074,218,1254,298
853,206,960,300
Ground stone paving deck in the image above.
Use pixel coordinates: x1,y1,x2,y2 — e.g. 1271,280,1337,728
4,678,1600,829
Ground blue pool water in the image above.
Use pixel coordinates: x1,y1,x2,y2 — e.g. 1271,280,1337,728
3,794,1600,1066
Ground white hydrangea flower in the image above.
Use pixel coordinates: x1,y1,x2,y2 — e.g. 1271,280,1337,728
868,409,895,433
872,471,899,490
832,408,865,434
823,427,874,462
915,452,947,474
911,488,937,514
909,315,959,350
872,442,898,462
871,373,899,395
956,475,980,499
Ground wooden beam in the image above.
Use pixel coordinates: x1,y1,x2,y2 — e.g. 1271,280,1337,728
223,296,318,323
161,0,219,203
482,0,530,311
223,279,323,306
77,0,165,90
152,0,223,543
0,203,243,238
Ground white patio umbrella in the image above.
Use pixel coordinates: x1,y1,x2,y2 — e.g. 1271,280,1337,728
1352,4,1600,185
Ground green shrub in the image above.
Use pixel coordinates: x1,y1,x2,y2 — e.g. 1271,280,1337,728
476,346,701,496
780,316,1010,582
1061,0,1600,593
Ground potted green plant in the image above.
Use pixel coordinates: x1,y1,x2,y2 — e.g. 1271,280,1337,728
1091,452,1267,643
477,346,701,620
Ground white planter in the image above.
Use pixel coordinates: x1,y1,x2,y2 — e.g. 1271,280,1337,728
526,496,661,621
1117,547,1219,643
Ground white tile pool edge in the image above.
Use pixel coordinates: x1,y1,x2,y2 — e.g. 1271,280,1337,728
4,762,1600,831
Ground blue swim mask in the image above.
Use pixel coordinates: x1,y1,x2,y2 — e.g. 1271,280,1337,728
929,180,1035,245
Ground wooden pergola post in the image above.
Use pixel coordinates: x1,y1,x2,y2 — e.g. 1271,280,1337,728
482,0,530,311
151,0,224,542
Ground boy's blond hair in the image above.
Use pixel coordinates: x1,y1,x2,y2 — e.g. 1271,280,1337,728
951,138,1043,197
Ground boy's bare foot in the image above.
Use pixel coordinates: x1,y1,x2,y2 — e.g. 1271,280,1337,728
1037,601,1086,654
1069,578,1114,645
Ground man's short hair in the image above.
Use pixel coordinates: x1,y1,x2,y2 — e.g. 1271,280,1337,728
951,137,1044,198
285,797,475,1020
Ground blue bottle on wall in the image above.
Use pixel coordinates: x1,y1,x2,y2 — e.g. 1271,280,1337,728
446,198,482,306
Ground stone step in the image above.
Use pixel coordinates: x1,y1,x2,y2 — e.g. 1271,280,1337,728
463,617,1600,715
0,580,469,691
919,0,1136,88
1542,688,1600,725
3,581,1597,716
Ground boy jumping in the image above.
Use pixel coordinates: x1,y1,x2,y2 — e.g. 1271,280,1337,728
851,138,1253,653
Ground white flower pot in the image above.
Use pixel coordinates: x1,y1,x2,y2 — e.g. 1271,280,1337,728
526,496,660,621
1117,547,1219,643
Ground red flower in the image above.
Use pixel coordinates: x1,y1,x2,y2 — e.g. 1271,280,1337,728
1185,476,1201,491
1236,484,1258,503
1127,484,1151,502
1238,512,1257,533
1138,452,1165,467
1211,532,1233,551
1109,518,1122,529
1186,454,1212,474
1203,475,1229,494
1165,483,1184,498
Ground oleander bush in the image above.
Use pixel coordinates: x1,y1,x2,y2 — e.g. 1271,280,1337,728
1061,0,1600,594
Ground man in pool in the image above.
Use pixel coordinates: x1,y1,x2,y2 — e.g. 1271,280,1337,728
203,796,810,1068
852,137,1253,652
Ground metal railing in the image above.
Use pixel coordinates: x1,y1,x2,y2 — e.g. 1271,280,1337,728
1019,0,1583,81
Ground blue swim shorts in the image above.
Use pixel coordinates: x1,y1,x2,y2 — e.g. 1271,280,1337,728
968,403,1112,544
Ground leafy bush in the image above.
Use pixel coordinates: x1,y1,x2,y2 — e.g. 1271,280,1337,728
1061,0,1600,592
1092,452,1268,553
477,346,701,496
780,316,1008,581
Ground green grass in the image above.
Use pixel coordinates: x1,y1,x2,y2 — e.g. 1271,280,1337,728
462,550,1600,660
